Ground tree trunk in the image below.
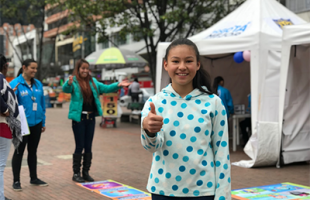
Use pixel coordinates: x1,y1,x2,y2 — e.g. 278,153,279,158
37,5,45,81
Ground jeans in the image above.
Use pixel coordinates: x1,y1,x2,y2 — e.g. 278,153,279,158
152,194,215,200
72,113,95,154
0,137,11,200
12,122,42,182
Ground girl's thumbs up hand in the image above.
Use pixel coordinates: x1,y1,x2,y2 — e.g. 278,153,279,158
143,102,163,136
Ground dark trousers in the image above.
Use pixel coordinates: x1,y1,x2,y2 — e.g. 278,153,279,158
240,117,251,145
12,122,42,182
72,113,95,154
131,93,139,102
152,194,214,200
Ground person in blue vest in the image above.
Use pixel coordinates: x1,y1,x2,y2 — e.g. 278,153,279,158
63,59,130,183
10,59,47,191
213,76,234,118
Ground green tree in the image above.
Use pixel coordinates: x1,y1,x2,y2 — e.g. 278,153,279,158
46,0,244,86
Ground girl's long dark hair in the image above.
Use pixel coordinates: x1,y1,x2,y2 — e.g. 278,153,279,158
0,54,7,72
213,76,224,95
73,59,97,104
18,59,37,86
164,38,213,95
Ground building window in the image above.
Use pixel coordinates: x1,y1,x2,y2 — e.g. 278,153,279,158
286,0,310,13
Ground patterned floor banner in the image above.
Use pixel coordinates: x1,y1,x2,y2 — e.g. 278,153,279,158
76,180,151,199
232,182,310,200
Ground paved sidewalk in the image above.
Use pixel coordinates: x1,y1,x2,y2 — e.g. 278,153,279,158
3,103,310,200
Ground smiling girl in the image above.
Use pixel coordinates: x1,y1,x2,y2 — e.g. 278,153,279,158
141,38,231,200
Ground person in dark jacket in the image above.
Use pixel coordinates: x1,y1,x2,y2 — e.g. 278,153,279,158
63,59,130,183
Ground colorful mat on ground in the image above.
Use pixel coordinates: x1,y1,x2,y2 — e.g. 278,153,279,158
76,180,151,199
232,182,310,200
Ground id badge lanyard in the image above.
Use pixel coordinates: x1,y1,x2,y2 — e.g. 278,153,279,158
30,86,37,111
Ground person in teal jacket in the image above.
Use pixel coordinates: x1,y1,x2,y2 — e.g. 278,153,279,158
63,59,130,183
141,39,231,200
10,59,48,191
213,76,234,119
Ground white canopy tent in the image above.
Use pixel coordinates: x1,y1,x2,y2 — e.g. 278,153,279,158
156,0,306,168
278,24,310,166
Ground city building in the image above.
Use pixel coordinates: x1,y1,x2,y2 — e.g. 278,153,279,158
286,0,310,22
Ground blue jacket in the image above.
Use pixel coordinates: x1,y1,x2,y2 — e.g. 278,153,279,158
10,75,46,127
141,84,231,199
217,85,234,118
62,76,120,122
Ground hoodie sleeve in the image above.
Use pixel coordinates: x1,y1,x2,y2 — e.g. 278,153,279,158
140,96,165,153
211,97,231,200
39,82,46,127
62,79,73,93
226,90,234,115
0,76,9,114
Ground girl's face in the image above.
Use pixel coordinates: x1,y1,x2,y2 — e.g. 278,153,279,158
23,62,37,78
164,45,200,89
79,62,90,78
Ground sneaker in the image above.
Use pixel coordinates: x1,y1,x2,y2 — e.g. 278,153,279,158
12,181,22,191
30,178,48,186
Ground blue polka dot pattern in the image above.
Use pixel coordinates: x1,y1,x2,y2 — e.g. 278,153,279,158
216,141,220,147
179,166,186,172
204,152,207,156
176,176,182,181
163,150,169,156
159,190,165,195
170,93,176,97
202,160,207,166
187,114,194,120
151,186,156,192
205,130,209,136
170,130,176,137
222,110,226,115
196,180,203,186
183,156,189,162
164,118,170,124
198,118,204,123
207,182,213,188
172,185,178,191
201,109,208,114
189,169,196,175
195,99,201,104
173,153,179,159
223,164,228,170
166,140,172,146
166,173,171,179
171,101,177,106
190,136,197,142
150,173,153,179
217,183,220,188
181,103,187,109
219,196,225,200
193,190,200,196
219,173,225,179
155,155,160,161
180,133,186,139
228,177,231,183
216,161,221,167
142,134,145,140
155,178,159,183
182,188,189,194
205,102,211,107
186,146,193,152
215,110,218,116
218,131,224,137
158,107,164,113
197,149,204,155
162,99,166,104
177,112,184,118
148,99,153,102
185,95,192,100
221,141,228,147
194,127,201,133
220,120,225,126
211,162,214,167
158,168,163,174
173,121,180,127
210,112,214,118
200,170,206,176
227,155,230,160
209,94,214,98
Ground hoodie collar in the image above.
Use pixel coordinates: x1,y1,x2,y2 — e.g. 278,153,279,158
161,84,208,100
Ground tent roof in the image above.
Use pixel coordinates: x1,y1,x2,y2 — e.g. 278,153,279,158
188,0,306,54
282,23,310,45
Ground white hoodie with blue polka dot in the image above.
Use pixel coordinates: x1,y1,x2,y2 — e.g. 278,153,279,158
141,84,231,200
